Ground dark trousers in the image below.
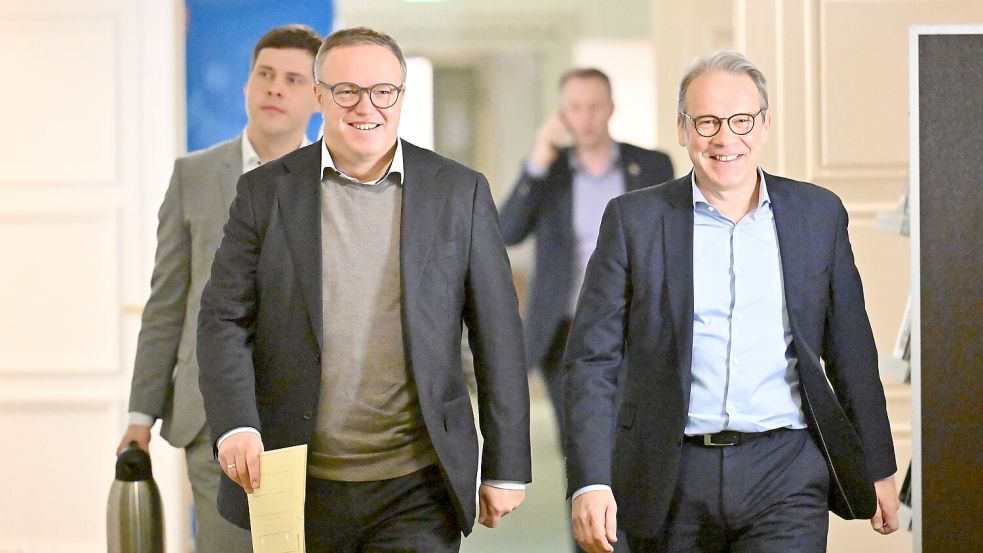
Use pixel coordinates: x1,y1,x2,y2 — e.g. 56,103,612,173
305,465,461,553
627,429,829,553
543,321,631,553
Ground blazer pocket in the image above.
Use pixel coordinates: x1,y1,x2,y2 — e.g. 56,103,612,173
429,237,464,262
443,395,475,433
617,402,637,429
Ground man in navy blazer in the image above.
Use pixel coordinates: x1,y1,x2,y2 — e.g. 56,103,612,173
500,68,673,445
563,52,899,552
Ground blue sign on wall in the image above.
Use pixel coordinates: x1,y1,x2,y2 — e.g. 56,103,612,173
185,1,333,152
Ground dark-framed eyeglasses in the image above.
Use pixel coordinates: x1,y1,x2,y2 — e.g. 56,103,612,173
681,108,766,138
316,80,404,109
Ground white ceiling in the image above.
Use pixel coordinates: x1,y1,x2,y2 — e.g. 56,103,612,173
335,0,652,41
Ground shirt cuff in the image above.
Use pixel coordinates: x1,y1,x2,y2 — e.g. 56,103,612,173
524,158,549,179
216,427,261,449
128,412,155,427
572,484,611,500
482,480,527,491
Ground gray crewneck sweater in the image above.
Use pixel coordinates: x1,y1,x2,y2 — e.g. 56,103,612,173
308,170,437,481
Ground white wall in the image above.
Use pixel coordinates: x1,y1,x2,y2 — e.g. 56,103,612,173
0,0,188,551
573,40,658,149
399,57,435,150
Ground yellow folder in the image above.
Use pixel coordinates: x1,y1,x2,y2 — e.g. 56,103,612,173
246,444,308,553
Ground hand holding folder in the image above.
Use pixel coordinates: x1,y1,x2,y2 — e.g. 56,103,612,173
246,444,308,553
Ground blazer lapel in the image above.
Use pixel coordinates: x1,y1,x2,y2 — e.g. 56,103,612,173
662,176,695,403
767,174,811,322
400,141,452,295
219,137,244,209
275,142,324,351
619,144,646,192
555,153,575,250
768,173,877,518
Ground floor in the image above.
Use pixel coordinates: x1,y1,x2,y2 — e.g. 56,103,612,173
461,380,575,553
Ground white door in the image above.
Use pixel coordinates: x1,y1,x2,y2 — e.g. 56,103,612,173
0,0,187,551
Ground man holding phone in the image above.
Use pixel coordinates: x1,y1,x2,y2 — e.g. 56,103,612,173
499,68,674,552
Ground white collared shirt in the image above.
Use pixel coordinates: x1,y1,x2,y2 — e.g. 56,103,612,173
242,131,312,172
320,138,404,185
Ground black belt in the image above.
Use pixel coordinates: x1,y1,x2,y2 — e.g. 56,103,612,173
684,428,788,447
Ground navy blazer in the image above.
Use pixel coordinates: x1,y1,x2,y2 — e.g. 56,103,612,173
499,143,673,368
197,140,531,533
562,173,896,537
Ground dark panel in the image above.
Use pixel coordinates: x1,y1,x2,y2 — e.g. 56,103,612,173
919,33,983,552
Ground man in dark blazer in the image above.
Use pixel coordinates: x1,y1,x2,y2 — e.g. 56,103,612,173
118,25,321,553
500,68,674,448
564,52,899,553
197,27,530,552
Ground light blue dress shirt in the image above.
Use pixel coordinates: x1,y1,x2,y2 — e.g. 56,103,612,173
686,169,807,435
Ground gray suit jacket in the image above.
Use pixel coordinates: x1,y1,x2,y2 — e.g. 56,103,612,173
128,137,241,448
198,140,532,532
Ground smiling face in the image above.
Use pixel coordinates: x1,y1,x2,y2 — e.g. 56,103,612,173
677,70,770,196
243,47,319,141
316,44,403,178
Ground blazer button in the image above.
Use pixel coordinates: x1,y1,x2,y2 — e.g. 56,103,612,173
315,352,321,363
303,410,313,420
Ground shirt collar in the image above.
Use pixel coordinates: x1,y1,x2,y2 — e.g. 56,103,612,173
321,139,404,186
690,167,769,209
568,142,621,173
241,131,312,173
241,134,262,172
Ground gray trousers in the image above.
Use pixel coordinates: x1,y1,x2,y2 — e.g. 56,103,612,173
185,427,253,553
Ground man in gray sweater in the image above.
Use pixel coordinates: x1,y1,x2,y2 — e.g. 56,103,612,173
197,27,531,551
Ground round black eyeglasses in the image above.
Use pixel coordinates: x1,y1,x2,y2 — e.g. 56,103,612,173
316,80,404,109
681,109,765,137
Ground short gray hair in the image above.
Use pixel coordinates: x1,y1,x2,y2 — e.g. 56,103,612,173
677,51,768,114
314,27,407,83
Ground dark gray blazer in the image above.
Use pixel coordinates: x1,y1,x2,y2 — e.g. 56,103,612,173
197,140,531,533
499,143,673,368
128,137,241,448
563,173,896,537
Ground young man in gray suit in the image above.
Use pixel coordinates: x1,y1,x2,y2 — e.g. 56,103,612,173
118,24,321,553
197,27,531,551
